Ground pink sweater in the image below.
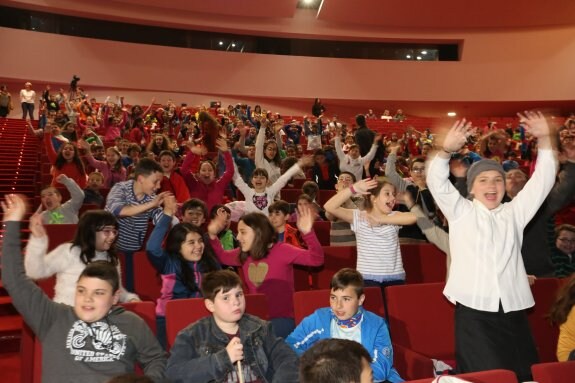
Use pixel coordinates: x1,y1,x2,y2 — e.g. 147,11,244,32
209,231,324,319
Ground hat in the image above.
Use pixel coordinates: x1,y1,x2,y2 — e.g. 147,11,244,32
466,159,505,194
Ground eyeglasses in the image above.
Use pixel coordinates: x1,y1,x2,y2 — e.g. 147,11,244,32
99,228,118,237
558,238,575,244
411,168,425,173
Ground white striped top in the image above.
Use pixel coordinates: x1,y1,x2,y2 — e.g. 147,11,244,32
351,209,405,281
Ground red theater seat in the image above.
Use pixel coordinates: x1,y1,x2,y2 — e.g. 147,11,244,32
131,251,162,303
527,278,561,363
404,369,518,383
531,361,575,383
311,246,356,290
165,294,268,350
313,220,330,246
401,243,447,284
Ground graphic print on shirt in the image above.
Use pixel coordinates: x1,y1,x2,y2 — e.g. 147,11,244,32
66,320,127,362
248,262,268,287
224,363,260,383
47,210,65,224
252,194,269,210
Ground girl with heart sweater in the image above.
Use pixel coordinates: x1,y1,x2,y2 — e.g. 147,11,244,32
207,206,324,338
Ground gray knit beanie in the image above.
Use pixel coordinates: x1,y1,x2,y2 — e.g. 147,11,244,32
466,159,506,194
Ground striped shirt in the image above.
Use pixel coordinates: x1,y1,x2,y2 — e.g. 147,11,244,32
105,180,163,251
351,209,405,281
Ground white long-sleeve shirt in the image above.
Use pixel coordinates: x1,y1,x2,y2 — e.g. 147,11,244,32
426,149,557,312
255,127,281,184
24,235,139,305
335,136,378,181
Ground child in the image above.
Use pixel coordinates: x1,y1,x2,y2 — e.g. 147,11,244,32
25,209,139,305
548,275,575,361
312,149,339,190
425,112,557,381
323,177,416,292
287,268,403,383
181,137,234,212
1,194,167,383
551,224,575,278
105,158,173,291
80,140,127,188
40,174,85,224
181,198,208,227
44,128,87,188
299,338,373,383
268,200,304,248
335,131,381,182
166,270,299,382
209,204,238,250
83,171,105,207
158,150,190,203
207,207,324,337
255,121,283,184
146,195,220,349
231,155,313,215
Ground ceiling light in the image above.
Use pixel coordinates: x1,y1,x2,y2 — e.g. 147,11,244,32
421,50,427,55
231,43,236,48
406,55,411,59
218,41,223,46
447,112,457,117
416,56,422,60
304,0,314,4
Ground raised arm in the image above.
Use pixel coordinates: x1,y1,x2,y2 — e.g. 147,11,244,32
334,135,346,163
362,134,381,164
283,205,324,267
267,155,314,196
145,212,173,272
324,178,378,224
384,147,409,192
214,138,235,187
57,174,85,212
254,123,267,168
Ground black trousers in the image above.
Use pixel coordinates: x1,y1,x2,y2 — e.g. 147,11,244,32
455,303,538,382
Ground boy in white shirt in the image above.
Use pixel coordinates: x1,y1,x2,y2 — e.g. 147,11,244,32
335,131,381,182
426,111,557,381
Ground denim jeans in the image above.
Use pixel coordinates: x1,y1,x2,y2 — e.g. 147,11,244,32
21,102,34,119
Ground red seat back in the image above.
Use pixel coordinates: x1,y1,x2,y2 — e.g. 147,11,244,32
165,294,268,350
311,246,357,289
401,243,447,284
531,361,575,383
527,278,561,363
312,220,330,246
132,251,162,303
404,369,518,383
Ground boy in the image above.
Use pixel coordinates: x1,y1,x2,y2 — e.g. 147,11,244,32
552,224,575,277
299,339,373,383
40,174,85,224
286,268,403,383
426,112,557,381
268,200,304,248
312,149,339,190
335,131,381,182
209,204,238,250
166,270,299,382
158,150,190,203
181,198,207,227
84,171,105,207
1,194,167,383
105,158,174,291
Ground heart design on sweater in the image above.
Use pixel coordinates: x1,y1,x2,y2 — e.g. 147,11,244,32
248,262,269,287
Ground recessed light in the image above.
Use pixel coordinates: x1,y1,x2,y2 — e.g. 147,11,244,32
416,56,422,60
406,55,411,59
447,112,457,117
231,43,236,48
218,41,223,46
421,50,427,55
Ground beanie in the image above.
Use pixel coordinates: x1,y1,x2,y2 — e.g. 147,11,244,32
466,159,505,194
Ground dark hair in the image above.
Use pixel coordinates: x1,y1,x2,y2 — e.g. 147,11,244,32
182,198,208,217
132,117,144,129
281,156,299,174
72,210,119,266
313,149,325,157
159,150,176,161
331,268,364,297
127,143,141,155
209,204,231,220
264,140,282,166
238,213,277,264
339,171,357,183
299,339,372,383
268,200,290,215
78,260,120,293
147,134,170,156
54,143,86,176
252,168,269,179
363,177,396,212
556,224,575,238
355,114,367,128
134,158,163,178
302,181,319,199
201,269,243,301
548,275,575,325
199,159,217,174
298,193,314,205
410,157,426,170
165,223,220,294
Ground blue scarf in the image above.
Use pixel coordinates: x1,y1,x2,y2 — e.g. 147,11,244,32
332,307,364,329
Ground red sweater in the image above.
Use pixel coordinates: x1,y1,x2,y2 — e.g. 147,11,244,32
181,150,234,212
209,231,324,319
44,133,87,189
160,171,190,203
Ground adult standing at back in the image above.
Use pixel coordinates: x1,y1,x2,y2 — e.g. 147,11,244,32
20,81,36,120
355,114,383,177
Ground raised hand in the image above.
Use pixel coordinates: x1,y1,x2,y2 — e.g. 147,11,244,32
297,155,315,168
296,204,314,235
215,137,229,152
352,178,379,195
29,206,47,238
151,191,172,208
55,174,69,184
517,111,550,139
162,194,177,215
442,119,473,153
1,194,28,222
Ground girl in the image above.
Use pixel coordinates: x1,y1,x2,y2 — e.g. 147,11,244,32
549,275,575,361
146,195,220,348
324,177,416,290
207,206,324,338
44,124,87,188
147,134,171,159
80,140,127,188
232,155,313,215
181,137,234,212
102,104,128,143
255,121,282,184
24,209,139,305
